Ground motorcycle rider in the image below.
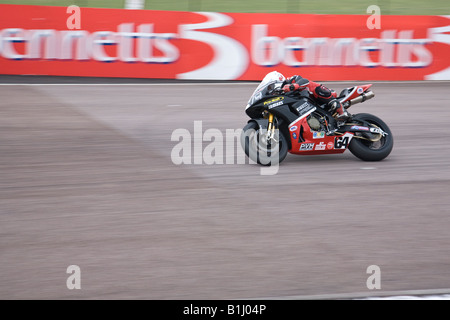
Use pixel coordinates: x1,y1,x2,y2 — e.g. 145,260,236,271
281,74,350,120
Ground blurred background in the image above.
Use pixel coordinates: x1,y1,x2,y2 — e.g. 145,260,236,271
1,0,449,14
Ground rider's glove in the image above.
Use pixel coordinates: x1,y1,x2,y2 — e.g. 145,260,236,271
283,83,300,93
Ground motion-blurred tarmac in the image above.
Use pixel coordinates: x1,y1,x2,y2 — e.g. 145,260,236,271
1,77,450,299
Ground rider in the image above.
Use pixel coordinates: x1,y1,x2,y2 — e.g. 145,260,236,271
280,74,350,120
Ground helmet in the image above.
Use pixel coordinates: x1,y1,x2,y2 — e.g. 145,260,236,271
273,71,286,82
258,71,286,93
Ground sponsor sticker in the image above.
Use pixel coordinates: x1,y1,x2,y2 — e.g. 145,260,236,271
292,132,297,140
268,101,283,109
296,101,315,116
370,127,384,134
357,87,364,94
327,142,334,150
289,126,298,132
264,97,284,105
300,143,314,151
351,125,369,131
313,131,325,139
315,142,326,150
297,101,310,111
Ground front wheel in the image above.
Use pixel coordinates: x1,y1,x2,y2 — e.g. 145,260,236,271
240,121,288,166
348,113,394,161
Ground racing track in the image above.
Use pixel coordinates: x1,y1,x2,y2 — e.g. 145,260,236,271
1,77,450,300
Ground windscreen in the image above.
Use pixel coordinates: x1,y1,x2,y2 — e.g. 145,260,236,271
246,72,284,107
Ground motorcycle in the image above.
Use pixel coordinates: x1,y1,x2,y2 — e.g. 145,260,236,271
240,71,393,165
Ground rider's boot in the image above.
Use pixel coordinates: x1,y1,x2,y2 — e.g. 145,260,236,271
329,100,350,121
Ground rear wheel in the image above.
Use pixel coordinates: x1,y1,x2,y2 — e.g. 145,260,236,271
348,113,393,161
240,121,288,166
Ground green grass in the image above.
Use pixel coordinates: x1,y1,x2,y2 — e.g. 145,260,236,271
1,0,449,15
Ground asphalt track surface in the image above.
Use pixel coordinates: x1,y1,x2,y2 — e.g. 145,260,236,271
1,76,450,300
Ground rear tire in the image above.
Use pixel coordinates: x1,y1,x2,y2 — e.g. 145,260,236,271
348,113,393,161
240,121,288,166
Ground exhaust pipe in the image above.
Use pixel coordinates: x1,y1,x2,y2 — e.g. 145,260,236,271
346,90,375,107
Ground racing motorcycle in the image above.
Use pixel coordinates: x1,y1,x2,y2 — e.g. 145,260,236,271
240,71,393,165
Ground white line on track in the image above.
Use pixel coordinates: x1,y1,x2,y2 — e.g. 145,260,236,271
244,288,450,300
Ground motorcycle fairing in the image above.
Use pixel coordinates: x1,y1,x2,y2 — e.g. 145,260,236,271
338,84,373,103
288,116,354,155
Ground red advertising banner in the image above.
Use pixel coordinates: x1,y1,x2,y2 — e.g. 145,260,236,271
0,4,449,80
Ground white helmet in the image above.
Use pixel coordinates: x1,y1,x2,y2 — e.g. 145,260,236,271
267,71,285,82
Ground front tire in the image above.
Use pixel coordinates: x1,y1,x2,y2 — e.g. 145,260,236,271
348,113,393,161
240,121,288,166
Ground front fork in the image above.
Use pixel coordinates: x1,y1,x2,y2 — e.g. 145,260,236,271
266,112,277,142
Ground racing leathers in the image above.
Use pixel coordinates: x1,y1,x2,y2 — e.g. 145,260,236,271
281,75,350,120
